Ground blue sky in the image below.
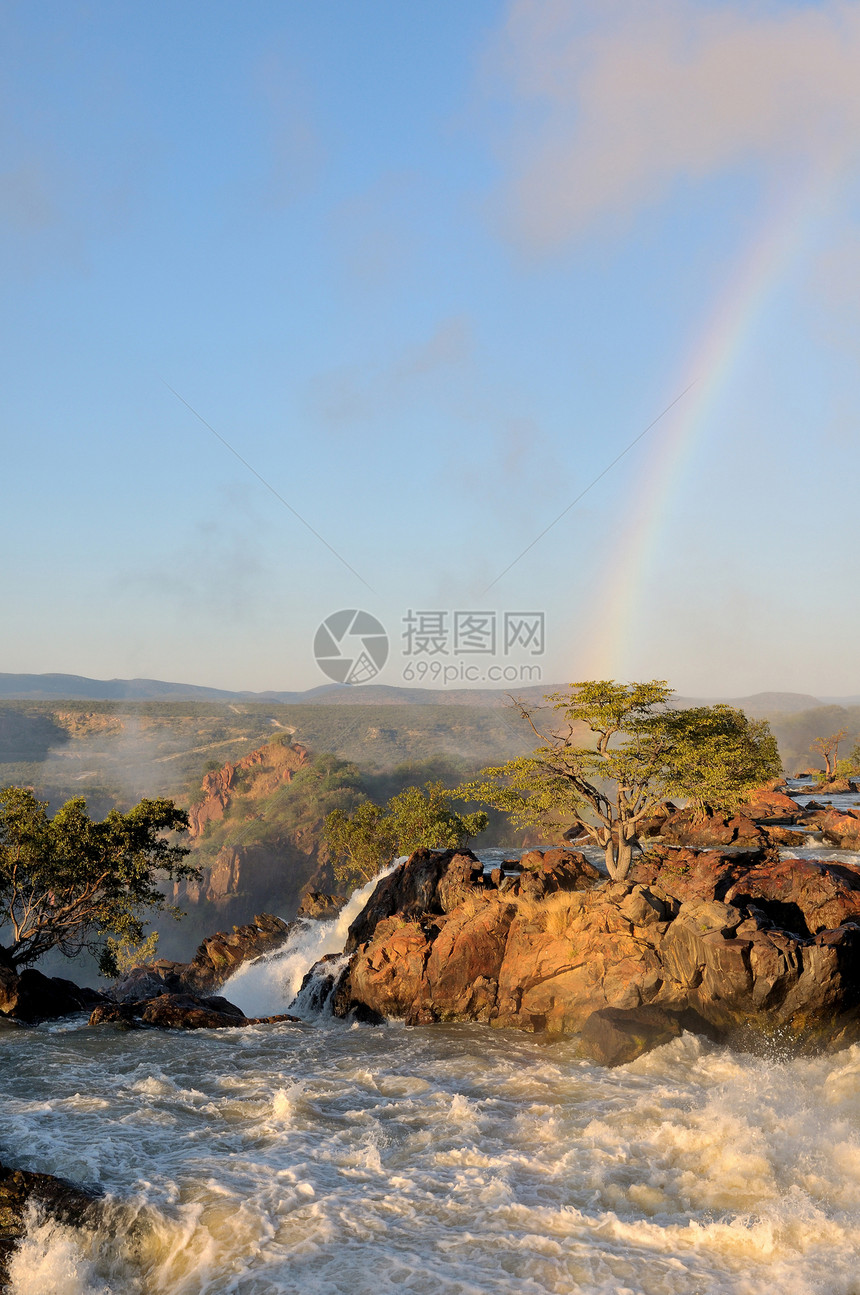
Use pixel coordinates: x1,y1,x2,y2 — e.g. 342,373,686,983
2,0,859,696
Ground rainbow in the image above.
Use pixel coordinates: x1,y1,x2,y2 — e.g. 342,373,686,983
580,171,833,678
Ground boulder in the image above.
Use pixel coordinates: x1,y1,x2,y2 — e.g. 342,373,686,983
296,892,348,922
88,1002,142,1028
579,1005,718,1066
660,808,766,849
139,992,248,1030
89,989,299,1031
810,779,858,796
0,968,105,1024
814,806,860,850
741,787,804,824
180,913,292,994
0,1160,100,1284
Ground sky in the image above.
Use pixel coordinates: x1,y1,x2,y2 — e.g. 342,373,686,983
2,0,859,697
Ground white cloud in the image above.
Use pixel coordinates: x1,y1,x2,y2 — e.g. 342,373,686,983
491,0,860,245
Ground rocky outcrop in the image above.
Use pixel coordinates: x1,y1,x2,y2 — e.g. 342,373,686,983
296,892,348,922
108,914,292,1008
330,846,860,1063
187,741,310,839
811,806,860,850
740,786,804,823
0,967,105,1025
89,991,298,1030
807,778,858,796
0,1160,100,1284
180,913,292,995
97,912,297,1030
660,807,766,849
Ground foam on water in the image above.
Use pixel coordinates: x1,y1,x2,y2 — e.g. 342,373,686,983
5,1020,860,1293
222,858,405,1018
7,851,860,1292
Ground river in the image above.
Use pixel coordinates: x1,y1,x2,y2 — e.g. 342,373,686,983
4,821,860,1293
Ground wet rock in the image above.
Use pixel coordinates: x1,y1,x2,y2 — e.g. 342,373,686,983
88,1001,142,1027
138,992,248,1030
345,849,468,951
813,806,860,850
296,892,348,922
0,968,105,1024
0,1160,100,1285
180,913,292,995
579,1005,718,1066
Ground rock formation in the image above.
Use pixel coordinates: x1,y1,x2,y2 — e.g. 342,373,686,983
187,741,310,839
329,845,860,1064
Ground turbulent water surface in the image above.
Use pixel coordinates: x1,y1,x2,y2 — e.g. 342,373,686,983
5,841,860,1294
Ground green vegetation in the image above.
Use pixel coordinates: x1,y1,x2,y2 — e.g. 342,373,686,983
460,681,781,881
0,787,196,973
325,780,489,886
102,929,160,976
0,700,534,815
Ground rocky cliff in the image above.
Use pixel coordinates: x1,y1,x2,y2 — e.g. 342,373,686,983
187,739,310,838
171,739,331,936
330,844,860,1064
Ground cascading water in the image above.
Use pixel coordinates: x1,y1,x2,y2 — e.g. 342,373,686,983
221,858,404,1019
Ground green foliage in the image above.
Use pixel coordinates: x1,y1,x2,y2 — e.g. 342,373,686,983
324,780,488,889
386,781,488,853
101,929,160,979
0,786,197,970
658,705,782,815
325,802,399,885
459,681,781,881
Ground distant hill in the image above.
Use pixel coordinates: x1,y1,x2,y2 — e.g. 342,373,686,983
675,691,824,717
0,672,557,707
0,674,832,714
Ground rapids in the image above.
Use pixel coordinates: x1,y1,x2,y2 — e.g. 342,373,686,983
4,1018,860,1293
4,838,860,1294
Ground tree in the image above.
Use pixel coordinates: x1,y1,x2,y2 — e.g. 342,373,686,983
324,781,488,888
386,781,488,854
0,787,197,973
810,730,848,782
459,681,781,881
324,801,398,886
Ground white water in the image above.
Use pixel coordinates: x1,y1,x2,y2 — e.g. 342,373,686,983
5,850,860,1293
5,1022,860,1294
222,859,404,1019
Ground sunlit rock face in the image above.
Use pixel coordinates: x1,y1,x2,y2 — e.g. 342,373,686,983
333,847,860,1057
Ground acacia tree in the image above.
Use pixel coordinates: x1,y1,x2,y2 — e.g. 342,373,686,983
324,781,488,887
810,729,848,782
459,681,781,881
0,787,197,973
